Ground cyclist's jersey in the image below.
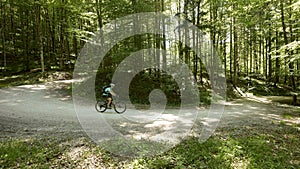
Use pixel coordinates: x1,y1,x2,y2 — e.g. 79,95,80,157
102,87,111,97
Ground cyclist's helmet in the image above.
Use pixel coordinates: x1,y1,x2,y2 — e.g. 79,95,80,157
110,83,115,87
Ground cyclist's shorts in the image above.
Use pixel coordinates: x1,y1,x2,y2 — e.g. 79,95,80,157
102,93,112,98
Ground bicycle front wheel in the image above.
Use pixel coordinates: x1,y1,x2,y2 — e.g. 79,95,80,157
95,100,107,112
113,101,126,114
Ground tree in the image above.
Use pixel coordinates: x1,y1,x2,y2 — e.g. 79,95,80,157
36,0,45,73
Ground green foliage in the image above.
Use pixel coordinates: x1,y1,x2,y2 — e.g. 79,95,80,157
0,138,61,168
0,137,115,168
2,0,300,96
273,41,300,62
129,71,181,106
2,0,300,168
238,77,292,96
0,71,72,88
129,125,300,168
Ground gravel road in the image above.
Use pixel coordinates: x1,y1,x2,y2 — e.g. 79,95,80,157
0,81,82,139
1,80,299,155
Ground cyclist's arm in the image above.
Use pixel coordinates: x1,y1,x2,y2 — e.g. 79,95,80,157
110,89,117,96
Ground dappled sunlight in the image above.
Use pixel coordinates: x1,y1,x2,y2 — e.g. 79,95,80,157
4,100,25,106
224,102,243,106
65,146,93,163
161,113,179,121
0,0,299,164
245,96,272,104
52,79,75,84
144,120,175,129
121,109,163,123
1,79,299,161
102,109,198,146
263,96,300,106
231,158,250,169
0,83,72,111
59,96,72,101
125,131,150,140
0,99,14,104
1,82,299,165
217,98,300,134
0,75,21,81
18,84,47,90
43,95,51,99
0,89,11,94
201,117,220,125
260,113,300,126
52,138,107,168
0,81,78,140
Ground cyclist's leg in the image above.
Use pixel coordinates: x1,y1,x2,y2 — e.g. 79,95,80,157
107,94,112,108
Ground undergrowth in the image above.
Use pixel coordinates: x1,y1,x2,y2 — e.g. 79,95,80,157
1,122,299,168
0,71,72,88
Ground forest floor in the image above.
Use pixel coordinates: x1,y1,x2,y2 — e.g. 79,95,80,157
0,79,299,168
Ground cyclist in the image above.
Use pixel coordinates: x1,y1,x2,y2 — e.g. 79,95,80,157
102,83,117,108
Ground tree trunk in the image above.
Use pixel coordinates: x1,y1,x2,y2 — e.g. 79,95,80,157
229,19,233,83
9,0,17,65
258,34,262,76
95,0,104,48
249,32,253,77
244,31,248,77
184,0,190,65
24,10,30,71
288,0,297,105
1,0,7,72
281,0,296,105
1,29,6,72
196,0,203,84
263,37,267,80
275,31,280,86
161,0,167,70
233,17,238,87
268,26,272,82
192,5,197,81
254,33,258,74
51,5,56,68
223,31,227,78
36,0,45,73
155,0,160,77
59,0,65,70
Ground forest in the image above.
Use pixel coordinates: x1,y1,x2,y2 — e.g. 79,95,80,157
1,0,300,98
1,0,300,168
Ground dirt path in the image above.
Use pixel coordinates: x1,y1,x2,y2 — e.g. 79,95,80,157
0,81,299,142
221,96,300,128
0,81,82,139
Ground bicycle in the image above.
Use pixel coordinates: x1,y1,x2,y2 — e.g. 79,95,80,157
95,98,126,114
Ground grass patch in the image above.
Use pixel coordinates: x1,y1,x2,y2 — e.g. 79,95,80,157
282,112,299,119
1,124,299,168
130,125,300,168
0,137,115,168
0,137,62,168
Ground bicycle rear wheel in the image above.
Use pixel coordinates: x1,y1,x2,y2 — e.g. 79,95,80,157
113,101,126,114
95,100,107,112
